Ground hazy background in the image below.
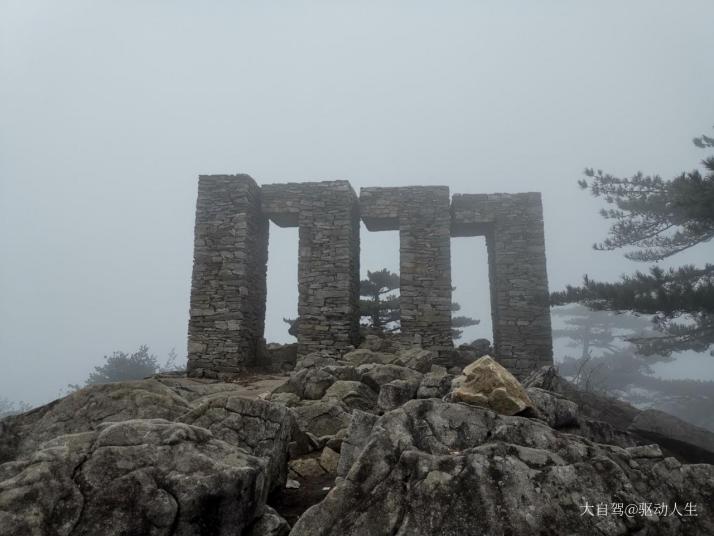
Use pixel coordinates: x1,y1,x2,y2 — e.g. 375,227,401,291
2,1,713,405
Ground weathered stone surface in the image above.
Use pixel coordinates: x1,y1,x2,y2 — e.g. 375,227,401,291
289,457,327,479
358,364,423,393
179,395,294,490
291,399,714,535
321,365,359,382
153,375,248,403
626,444,663,459
523,366,640,430
322,381,377,412
0,380,191,464
263,342,298,372
288,428,321,459
0,419,270,536
344,347,433,373
629,409,714,464
276,367,337,400
291,400,352,437
269,392,301,407
319,446,341,474
451,356,533,415
187,175,269,378
342,348,393,367
295,353,339,371
377,380,418,412
336,410,379,478
522,366,712,462
393,347,434,373
416,369,453,399
526,386,579,428
325,427,348,453
245,506,291,536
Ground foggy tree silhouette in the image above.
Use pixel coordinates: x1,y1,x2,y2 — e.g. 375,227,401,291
552,127,714,355
78,345,180,386
359,268,479,340
284,268,479,341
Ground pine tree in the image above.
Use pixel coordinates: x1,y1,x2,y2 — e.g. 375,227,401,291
359,268,479,340
359,269,401,332
553,127,714,355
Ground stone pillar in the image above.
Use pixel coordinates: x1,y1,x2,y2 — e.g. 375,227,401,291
262,181,360,356
360,187,453,351
451,192,553,377
187,175,269,378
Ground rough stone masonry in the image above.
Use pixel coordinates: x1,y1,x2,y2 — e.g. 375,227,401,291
187,175,553,379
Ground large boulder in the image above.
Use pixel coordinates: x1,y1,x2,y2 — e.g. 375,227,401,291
451,356,533,415
523,366,714,463
523,366,639,429
336,410,379,478
342,349,394,367
417,368,453,399
358,364,423,392
377,380,418,412
392,348,433,373
0,419,271,536
291,400,353,437
344,347,433,373
629,409,714,464
0,380,191,463
322,381,378,412
179,395,295,490
153,375,248,403
291,399,714,535
526,387,579,428
276,367,337,400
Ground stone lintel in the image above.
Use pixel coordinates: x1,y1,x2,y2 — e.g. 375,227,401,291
450,191,553,377
359,187,402,231
262,180,360,356
261,182,302,227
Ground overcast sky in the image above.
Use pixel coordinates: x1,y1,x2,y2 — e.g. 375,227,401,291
2,1,713,405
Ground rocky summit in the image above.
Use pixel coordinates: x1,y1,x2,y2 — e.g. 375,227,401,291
1,343,713,535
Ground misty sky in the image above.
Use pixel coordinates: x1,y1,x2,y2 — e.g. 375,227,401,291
2,1,713,405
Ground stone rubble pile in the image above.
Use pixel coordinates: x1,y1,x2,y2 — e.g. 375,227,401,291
2,338,713,535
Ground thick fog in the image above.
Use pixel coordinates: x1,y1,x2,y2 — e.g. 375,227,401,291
1,1,713,405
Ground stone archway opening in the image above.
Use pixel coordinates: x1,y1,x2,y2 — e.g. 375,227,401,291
264,222,299,344
186,176,553,380
358,222,400,334
450,235,493,346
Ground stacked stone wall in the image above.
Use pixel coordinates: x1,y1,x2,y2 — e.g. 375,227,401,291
187,177,553,380
451,192,553,377
187,175,268,378
361,186,453,351
262,181,360,356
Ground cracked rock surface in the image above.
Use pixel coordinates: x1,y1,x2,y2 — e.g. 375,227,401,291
0,377,293,536
0,419,269,536
2,348,713,535
291,398,714,536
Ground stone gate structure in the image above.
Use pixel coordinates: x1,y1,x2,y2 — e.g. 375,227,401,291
187,175,553,379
